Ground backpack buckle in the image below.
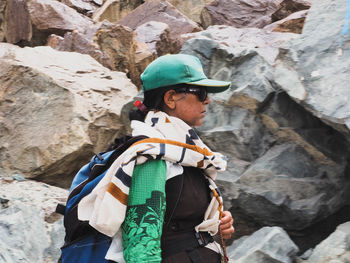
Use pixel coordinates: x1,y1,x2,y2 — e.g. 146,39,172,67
195,232,206,247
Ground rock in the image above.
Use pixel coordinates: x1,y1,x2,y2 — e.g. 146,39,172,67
0,202,49,263
27,0,93,31
182,25,299,65
181,22,350,235
3,0,32,45
264,10,308,34
227,226,299,263
0,191,65,263
95,23,153,89
26,0,94,45
274,0,350,139
47,21,152,89
167,0,213,24
0,0,5,42
47,27,108,69
299,222,350,263
272,0,313,22
0,179,68,222
93,0,103,5
60,0,95,14
0,43,137,187
2,0,94,46
134,21,176,56
200,0,284,29
118,0,202,52
92,0,144,23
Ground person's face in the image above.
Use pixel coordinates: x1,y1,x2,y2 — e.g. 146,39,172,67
163,87,210,127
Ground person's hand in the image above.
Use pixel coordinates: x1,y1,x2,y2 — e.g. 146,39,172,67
219,211,234,239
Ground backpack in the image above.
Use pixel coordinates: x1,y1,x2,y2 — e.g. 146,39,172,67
56,135,148,263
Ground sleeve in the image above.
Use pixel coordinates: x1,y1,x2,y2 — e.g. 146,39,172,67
122,159,167,263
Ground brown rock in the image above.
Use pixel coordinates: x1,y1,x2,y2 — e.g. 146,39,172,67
92,0,144,23
95,23,153,89
27,0,93,31
134,21,176,56
167,0,213,24
60,0,95,15
271,0,313,22
47,21,151,89
265,10,308,34
47,28,108,67
118,0,202,52
4,0,32,44
200,0,284,29
0,0,5,42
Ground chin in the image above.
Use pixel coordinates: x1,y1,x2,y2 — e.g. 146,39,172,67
193,121,203,127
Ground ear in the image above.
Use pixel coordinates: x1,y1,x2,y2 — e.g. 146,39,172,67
163,89,177,110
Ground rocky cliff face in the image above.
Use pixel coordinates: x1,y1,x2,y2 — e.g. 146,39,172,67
0,0,349,262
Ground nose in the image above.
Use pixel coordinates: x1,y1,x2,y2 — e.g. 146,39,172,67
203,94,210,105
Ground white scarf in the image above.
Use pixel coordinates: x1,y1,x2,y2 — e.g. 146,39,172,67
77,111,227,260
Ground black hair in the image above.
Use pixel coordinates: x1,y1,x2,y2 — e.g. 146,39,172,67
128,84,186,122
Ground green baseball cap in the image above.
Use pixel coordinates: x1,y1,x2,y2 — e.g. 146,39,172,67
141,54,231,93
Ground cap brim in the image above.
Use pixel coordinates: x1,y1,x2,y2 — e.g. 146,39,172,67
185,78,231,93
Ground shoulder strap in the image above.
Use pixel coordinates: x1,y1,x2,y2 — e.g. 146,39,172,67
56,135,148,216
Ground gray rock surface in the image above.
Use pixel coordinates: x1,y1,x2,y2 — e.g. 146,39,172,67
274,0,350,139
181,14,350,233
0,43,137,187
298,222,350,263
182,25,298,65
227,226,299,263
0,179,67,263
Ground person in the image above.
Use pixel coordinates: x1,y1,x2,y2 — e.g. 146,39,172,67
78,54,234,263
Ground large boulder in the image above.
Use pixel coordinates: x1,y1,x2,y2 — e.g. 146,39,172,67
299,222,350,263
3,0,93,46
182,25,298,65
59,0,100,16
95,23,153,89
271,0,313,22
47,21,154,89
134,21,176,57
117,0,202,52
227,226,299,263
264,10,308,34
0,43,137,187
0,179,67,263
274,0,350,139
3,0,32,44
180,20,350,243
200,0,283,29
92,0,144,23
167,0,213,24
0,0,5,42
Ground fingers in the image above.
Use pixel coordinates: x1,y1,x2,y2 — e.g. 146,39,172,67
220,211,235,239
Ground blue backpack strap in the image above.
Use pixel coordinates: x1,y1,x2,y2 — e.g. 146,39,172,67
58,135,148,247
60,232,111,263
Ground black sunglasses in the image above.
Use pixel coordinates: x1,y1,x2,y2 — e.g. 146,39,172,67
175,86,208,102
